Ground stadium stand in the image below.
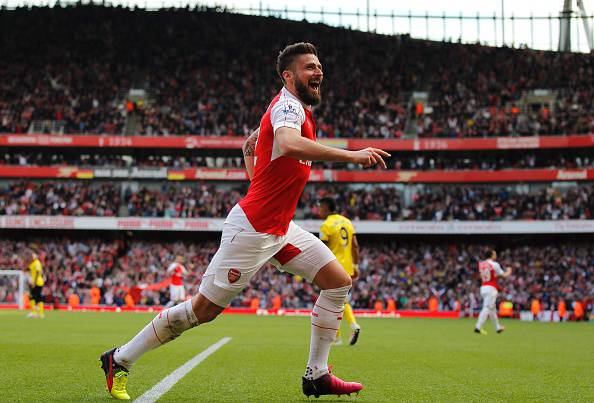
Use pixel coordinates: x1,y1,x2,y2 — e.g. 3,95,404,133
0,5,592,321
1,5,594,137
0,238,591,314
2,150,594,171
2,181,593,220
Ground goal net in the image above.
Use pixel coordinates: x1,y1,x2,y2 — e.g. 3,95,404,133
0,270,26,309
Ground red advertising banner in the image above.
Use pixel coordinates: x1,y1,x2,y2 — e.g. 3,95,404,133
321,135,594,151
1,133,594,151
330,168,594,183
0,134,245,149
1,166,593,183
0,166,94,178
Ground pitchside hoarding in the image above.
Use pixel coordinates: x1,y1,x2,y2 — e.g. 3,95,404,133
1,216,594,234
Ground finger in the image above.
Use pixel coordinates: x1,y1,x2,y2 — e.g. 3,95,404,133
370,151,387,169
373,148,391,157
377,155,387,169
376,155,388,169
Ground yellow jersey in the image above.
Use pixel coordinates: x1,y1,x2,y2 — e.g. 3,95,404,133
319,214,355,276
28,258,44,287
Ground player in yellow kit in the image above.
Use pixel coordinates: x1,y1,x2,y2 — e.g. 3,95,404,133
25,251,45,319
318,197,361,345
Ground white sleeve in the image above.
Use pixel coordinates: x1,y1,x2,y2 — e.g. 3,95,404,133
492,261,505,276
166,263,176,273
270,97,305,134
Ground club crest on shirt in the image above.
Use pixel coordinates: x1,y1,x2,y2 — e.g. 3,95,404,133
228,268,241,283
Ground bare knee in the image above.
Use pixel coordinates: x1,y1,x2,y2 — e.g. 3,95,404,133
314,260,352,290
335,272,352,288
192,293,224,324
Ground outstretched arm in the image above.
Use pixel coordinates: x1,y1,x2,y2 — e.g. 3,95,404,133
495,261,512,278
275,127,390,168
242,128,260,180
502,266,512,278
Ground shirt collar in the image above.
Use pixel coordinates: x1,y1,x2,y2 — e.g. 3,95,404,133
281,86,312,110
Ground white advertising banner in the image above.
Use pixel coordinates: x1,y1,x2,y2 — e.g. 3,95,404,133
1,216,594,234
0,216,225,231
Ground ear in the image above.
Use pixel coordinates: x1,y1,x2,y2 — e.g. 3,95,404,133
282,69,293,82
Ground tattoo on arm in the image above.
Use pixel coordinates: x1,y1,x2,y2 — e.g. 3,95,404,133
243,129,259,157
244,140,256,157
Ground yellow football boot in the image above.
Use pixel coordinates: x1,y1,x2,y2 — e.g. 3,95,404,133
100,348,131,400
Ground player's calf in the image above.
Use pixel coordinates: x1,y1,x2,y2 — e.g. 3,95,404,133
306,285,351,379
113,299,199,369
153,299,199,343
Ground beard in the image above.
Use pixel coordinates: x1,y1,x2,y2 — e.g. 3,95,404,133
295,77,322,106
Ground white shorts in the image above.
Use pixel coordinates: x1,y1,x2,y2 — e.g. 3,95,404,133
170,284,186,301
480,285,498,310
199,204,336,307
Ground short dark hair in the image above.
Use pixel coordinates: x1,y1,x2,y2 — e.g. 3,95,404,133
484,249,496,259
276,42,318,83
319,197,336,212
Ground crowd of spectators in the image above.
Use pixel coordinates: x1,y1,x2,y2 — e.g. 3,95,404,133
0,181,120,216
2,181,593,221
299,184,594,221
2,151,593,172
124,183,245,218
2,5,594,138
350,241,593,314
0,152,244,169
0,238,591,314
319,152,594,171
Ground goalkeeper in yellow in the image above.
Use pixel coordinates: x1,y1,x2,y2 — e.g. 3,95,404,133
25,251,44,319
318,197,361,345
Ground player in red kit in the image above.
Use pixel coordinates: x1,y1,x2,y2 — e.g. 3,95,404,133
165,255,188,308
474,249,512,335
100,42,390,400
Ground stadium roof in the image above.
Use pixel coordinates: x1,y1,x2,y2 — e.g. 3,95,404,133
2,0,593,52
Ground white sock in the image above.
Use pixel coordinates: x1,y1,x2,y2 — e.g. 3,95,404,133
114,300,198,369
489,309,501,330
304,285,350,380
350,323,361,331
475,306,489,330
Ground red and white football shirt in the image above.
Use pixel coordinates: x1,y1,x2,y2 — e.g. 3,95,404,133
168,263,186,286
239,87,316,236
478,259,504,290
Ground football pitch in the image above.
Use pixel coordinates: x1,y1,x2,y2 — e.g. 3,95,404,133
0,311,592,402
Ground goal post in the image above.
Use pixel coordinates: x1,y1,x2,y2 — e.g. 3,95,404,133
0,270,26,309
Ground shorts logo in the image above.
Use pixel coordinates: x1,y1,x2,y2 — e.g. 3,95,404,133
228,268,241,284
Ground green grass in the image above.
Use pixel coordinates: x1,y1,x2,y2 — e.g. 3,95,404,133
0,310,592,402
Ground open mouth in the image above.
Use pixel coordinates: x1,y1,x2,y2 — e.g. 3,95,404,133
308,81,321,92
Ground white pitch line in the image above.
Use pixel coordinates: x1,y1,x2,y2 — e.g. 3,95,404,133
134,337,231,403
